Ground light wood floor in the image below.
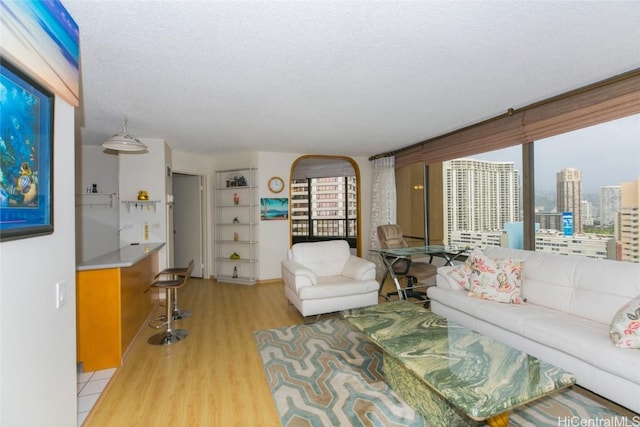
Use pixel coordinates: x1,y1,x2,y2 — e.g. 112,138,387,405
84,278,304,426
84,277,635,426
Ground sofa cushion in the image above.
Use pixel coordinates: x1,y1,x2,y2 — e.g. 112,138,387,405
428,286,640,385
298,276,380,299
291,240,351,277
570,258,640,325
483,247,640,324
524,313,640,385
429,286,540,336
610,295,640,349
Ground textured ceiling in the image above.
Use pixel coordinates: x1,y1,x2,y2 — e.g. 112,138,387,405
62,0,640,157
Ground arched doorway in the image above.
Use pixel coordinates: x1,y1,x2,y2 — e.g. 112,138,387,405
289,155,362,256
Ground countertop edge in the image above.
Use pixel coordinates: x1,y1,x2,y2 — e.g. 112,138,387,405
77,243,165,271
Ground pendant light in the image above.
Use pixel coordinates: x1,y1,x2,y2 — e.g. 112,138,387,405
101,114,147,152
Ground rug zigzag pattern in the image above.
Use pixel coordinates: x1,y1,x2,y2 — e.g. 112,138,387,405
255,319,627,427
254,319,424,426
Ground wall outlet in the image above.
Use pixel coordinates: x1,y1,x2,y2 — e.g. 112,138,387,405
56,280,67,308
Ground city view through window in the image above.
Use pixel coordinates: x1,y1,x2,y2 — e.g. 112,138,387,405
291,176,358,244
443,114,639,263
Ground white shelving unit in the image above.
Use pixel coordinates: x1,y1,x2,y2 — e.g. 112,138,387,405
215,167,258,285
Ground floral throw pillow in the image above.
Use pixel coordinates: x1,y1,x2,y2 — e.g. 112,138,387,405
446,263,473,290
466,250,524,304
609,295,640,349
445,248,487,290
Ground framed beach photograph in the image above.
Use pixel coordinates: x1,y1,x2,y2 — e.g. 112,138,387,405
0,59,54,241
260,198,289,220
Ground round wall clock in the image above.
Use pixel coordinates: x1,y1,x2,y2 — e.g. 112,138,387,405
268,176,285,193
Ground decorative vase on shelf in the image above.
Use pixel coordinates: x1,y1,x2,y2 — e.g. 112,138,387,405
233,192,239,205
232,266,238,278
233,231,239,241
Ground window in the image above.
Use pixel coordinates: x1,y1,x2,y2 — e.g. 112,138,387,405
291,176,357,244
416,114,639,263
441,148,522,249
533,114,640,262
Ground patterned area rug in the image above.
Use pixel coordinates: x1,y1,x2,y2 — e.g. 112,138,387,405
254,319,630,427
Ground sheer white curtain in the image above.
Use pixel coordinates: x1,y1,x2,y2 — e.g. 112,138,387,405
368,155,397,279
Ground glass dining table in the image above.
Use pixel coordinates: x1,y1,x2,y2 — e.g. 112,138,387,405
370,244,469,301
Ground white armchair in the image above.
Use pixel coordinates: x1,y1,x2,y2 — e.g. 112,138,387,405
281,240,380,320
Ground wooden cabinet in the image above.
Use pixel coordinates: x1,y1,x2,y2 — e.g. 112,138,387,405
76,245,161,372
215,168,258,285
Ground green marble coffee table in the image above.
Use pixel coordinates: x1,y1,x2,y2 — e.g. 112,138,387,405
341,301,576,427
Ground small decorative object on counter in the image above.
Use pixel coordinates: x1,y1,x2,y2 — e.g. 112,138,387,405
232,216,239,224
230,252,240,260
232,266,238,278
233,231,239,241
233,192,239,205
92,183,98,193
137,190,149,200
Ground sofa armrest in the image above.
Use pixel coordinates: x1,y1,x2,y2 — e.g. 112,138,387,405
436,265,463,290
342,256,377,281
281,259,318,293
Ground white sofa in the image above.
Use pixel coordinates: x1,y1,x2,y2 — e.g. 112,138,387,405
429,246,640,413
281,240,380,319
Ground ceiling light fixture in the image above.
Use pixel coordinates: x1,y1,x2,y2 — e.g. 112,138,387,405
101,114,147,152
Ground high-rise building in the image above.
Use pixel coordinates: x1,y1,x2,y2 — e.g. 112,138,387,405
442,159,520,245
581,199,594,226
617,176,639,263
535,212,563,232
600,185,621,226
535,230,615,259
291,176,357,239
556,168,583,235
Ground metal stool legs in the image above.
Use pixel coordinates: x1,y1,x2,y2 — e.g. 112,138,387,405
171,288,192,320
148,285,188,345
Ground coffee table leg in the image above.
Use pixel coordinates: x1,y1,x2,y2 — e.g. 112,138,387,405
487,412,509,427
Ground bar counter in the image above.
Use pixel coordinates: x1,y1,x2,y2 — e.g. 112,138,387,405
77,242,165,271
76,243,165,372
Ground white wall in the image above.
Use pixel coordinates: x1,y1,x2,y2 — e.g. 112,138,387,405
226,152,372,281
75,145,119,261
118,138,170,271
257,152,295,279
0,98,78,425
114,148,374,282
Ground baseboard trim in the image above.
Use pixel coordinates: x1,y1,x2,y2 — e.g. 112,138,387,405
208,276,282,285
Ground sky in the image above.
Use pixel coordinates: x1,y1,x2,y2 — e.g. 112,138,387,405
471,114,640,194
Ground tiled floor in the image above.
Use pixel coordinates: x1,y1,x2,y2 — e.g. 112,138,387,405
77,365,116,426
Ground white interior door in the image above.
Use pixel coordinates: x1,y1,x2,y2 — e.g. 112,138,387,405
172,173,204,277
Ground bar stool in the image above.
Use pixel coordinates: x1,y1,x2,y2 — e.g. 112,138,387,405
154,259,194,320
147,262,193,345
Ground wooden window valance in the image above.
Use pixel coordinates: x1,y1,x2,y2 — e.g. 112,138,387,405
394,69,640,167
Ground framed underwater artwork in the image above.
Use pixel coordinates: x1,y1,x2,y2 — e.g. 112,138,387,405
0,59,54,241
